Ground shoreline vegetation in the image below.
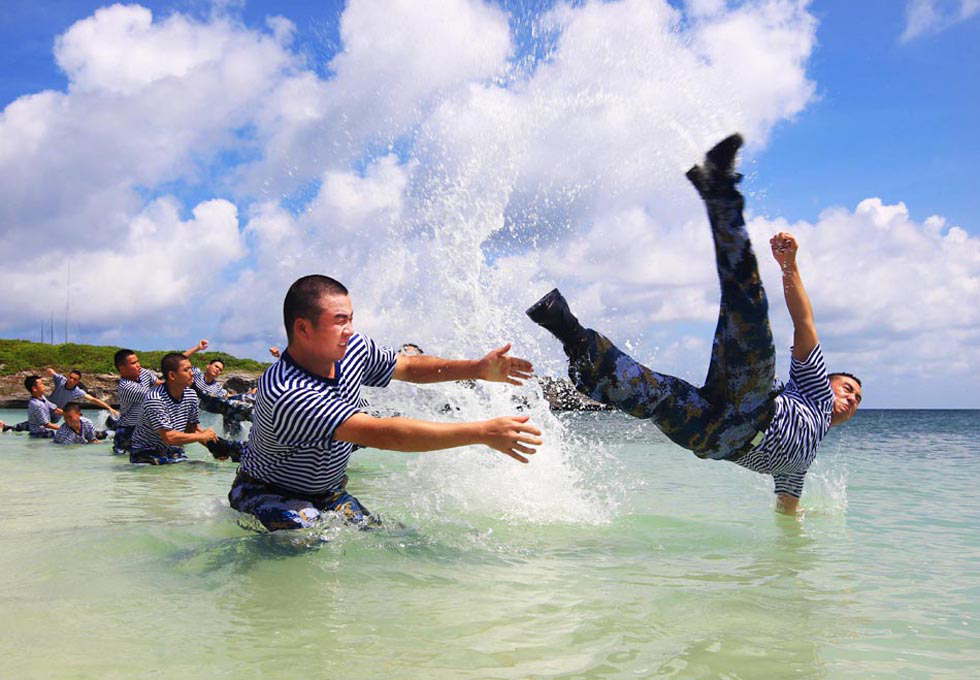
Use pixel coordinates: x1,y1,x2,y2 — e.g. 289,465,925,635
0,339,268,409
0,338,609,411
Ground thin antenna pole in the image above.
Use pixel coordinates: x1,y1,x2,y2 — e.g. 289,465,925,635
65,262,70,344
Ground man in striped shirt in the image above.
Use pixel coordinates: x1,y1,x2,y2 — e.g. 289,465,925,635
129,352,219,464
528,134,862,514
53,402,99,445
182,341,255,437
45,368,119,421
230,275,542,531
25,375,62,438
113,348,160,454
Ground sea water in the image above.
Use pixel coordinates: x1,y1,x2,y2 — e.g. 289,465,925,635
1,404,977,679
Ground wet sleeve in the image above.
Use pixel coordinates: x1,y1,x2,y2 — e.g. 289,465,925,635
360,336,398,388
276,391,359,444
83,419,97,442
187,392,200,428
789,344,834,407
53,373,66,389
28,400,50,425
52,425,70,445
773,471,806,498
143,397,172,433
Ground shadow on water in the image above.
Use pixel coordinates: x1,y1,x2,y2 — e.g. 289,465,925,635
168,512,523,577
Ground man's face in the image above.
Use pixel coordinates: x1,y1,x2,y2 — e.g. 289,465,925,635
119,354,142,380
30,379,46,398
830,375,862,425
310,294,354,364
64,408,82,429
65,372,81,389
205,362,224,380
169,358,195,391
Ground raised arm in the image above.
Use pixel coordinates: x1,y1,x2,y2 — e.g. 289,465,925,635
770,232,818,360
334,413,541,463
183,339,209,358
392,343,533,385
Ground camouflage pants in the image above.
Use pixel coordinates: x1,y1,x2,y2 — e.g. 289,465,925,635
570,192,777,459
229,471,376,532
198,393,253,438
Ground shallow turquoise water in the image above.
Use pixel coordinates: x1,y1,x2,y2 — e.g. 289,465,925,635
1,406,977,679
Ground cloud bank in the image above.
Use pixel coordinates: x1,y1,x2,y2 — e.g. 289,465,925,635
1,0,978,406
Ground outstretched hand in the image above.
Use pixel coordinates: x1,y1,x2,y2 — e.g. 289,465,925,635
481,415,542,463
770,231,799,270
478,343,534,385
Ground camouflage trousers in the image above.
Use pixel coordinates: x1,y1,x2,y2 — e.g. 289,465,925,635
229,471,377,532
569,192,777,459
198,393,253,438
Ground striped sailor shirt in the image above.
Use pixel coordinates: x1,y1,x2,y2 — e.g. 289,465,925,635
53,417,97,445
191,367,228,398
730,344,835,498
27,396,59,435
117,368,159,427
241,334,397,495
131,384,200,454
50,372,87,408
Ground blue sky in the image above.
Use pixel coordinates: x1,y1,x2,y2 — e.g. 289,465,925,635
1,0,978,407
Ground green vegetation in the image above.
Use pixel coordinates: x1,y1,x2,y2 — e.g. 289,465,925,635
0,339,269,376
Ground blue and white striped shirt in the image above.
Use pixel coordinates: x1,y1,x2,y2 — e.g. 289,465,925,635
241,334,397,495
50,373,87,408
27,396,59,435
53,417,97,445
131,384,200,454
191,367,227,398
117,368,158,427
731,344,835,498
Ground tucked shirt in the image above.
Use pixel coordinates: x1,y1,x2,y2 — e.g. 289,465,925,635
53,417,97,445
729,344,835,498
49,373,87,408
117,368,159,427
28,396,59,435
130,384,200,455
241,334,397,495
191,367,228,398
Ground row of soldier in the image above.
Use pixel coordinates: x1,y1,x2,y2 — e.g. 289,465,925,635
0,341,279,458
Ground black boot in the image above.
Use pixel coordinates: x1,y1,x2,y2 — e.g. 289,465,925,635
685,133,744,200
526,288,588,353
206,437,243,462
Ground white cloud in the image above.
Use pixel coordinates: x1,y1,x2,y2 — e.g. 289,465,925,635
0,196,244,329
2,0,978,406
0,3,297,325
242,0,513,196
901,0,980,42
